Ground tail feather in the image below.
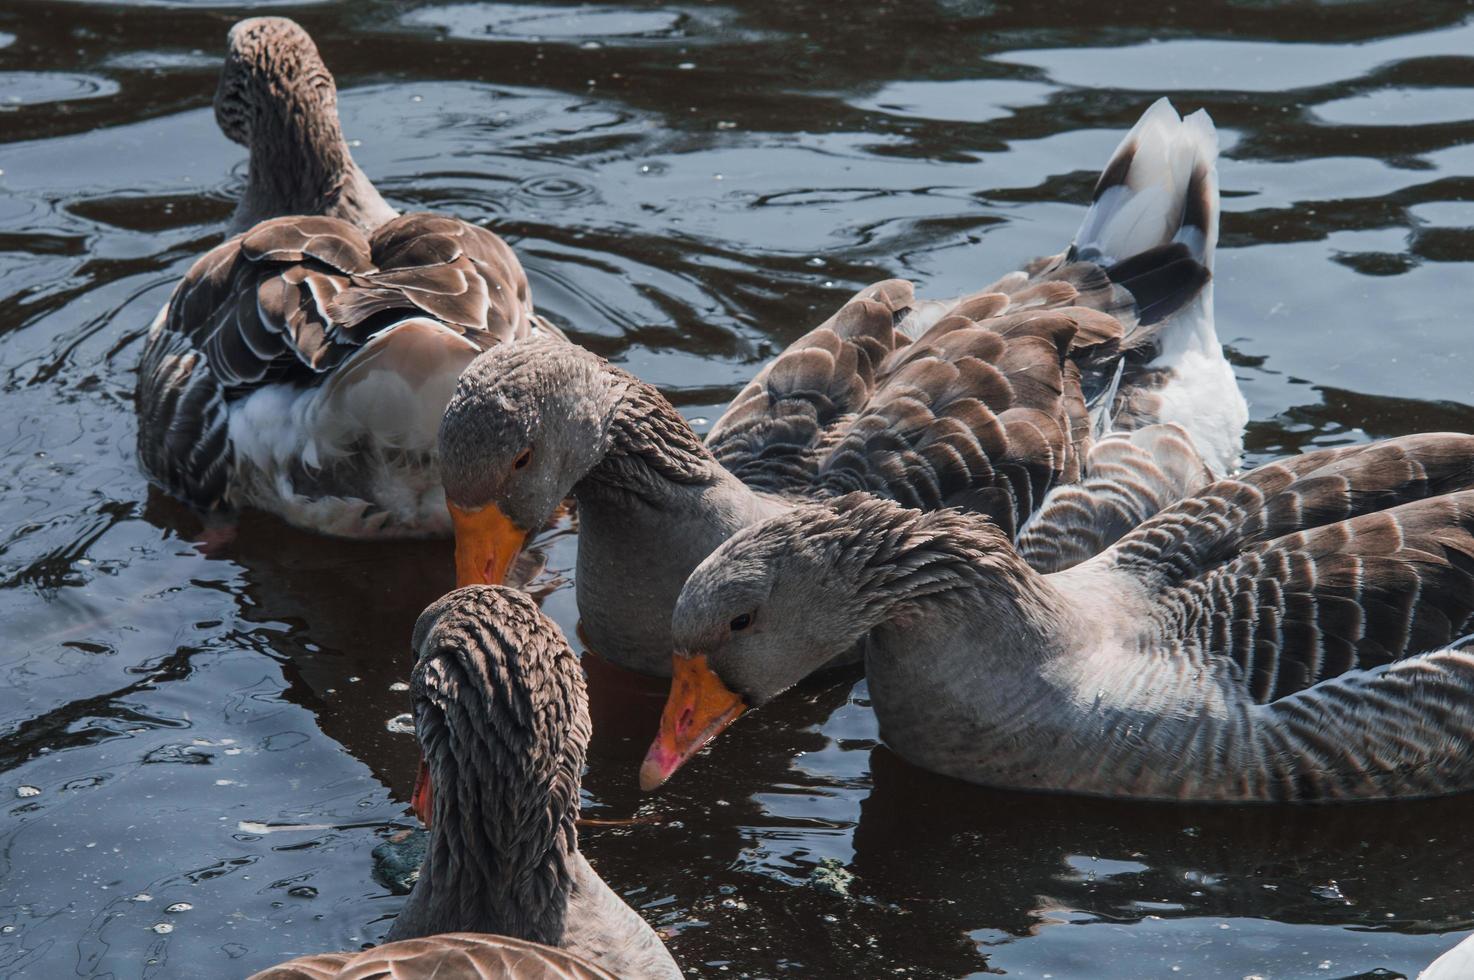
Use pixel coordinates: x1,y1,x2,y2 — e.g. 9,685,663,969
1074,98,1219,272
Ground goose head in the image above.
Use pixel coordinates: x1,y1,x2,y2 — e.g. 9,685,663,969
401,584,589,941
438,338,633,588
215,17,341,157
641,497,903,790
214,17,393,233
642,494,1028,790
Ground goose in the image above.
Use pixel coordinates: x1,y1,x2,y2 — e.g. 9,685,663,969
136,18,557,537
256,586,680,978
1422,933,1474,980
440,99,1236,674
647,432,1474,801
251,933,616,980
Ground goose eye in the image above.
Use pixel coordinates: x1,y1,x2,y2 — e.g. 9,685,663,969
729,612,753,632
513,447,532,470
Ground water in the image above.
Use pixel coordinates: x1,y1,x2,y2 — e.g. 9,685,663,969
2,0,1473,976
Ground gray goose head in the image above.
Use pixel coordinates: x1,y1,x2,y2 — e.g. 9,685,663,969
439,336,713,588
215,17,394,234
641,494,1022,789
393,585,589,943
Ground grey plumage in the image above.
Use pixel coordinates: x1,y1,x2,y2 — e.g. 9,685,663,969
440,103,1224,674
387,587,677,977
671,433,1474,802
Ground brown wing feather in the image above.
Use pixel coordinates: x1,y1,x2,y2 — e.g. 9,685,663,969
248,934,618,980
705,279,912,491
1018,423,1212,573
1115,434,1474,703
136,213,535,512
815,311,1084,537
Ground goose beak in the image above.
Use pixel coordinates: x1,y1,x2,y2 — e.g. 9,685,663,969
449,502,527,587
412,755,433,829
639,653,746,791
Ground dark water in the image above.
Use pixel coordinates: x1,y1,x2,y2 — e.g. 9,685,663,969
2,1,1474,977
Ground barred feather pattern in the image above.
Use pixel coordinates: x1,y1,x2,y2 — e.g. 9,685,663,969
250,933,617,980
1017,423,1212,573
380,588,680,978
903,434,1474,800
136,212,535,516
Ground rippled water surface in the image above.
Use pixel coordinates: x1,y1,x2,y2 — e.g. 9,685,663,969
3,1,1474,977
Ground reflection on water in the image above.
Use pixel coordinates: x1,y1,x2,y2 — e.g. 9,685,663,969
1,0,1473,977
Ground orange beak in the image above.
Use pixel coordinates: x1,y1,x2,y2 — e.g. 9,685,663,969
449,502,528,587
639,653,746,791
411,755,433,829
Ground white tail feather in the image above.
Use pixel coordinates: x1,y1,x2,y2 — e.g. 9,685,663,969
1074,98,1220,271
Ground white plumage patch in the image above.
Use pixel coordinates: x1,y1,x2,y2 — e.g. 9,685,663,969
226,317,481,537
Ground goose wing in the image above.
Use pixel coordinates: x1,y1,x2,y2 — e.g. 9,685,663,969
1017,423,1212,573
1107,434,1474,703
136,214,535,511
704,279,913,492
249,934,617,980
811,304,1094,538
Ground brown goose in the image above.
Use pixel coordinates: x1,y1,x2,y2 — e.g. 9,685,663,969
252,933,615,980
650,432,1474,802
440,100,1229,675
136,18,557,537
258,586,680,978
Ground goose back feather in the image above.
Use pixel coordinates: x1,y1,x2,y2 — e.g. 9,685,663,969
137,213,538,535
252,934,616,980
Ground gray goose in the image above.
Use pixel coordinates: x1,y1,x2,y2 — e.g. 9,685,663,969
136,18,557,537
256,586,679,979
440,100,1231,676
649,433,1474,802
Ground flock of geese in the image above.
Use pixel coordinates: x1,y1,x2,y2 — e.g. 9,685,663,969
129,16,1474,980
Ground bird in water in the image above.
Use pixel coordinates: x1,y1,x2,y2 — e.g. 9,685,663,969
648,433,1474,802
135,17,560,538
438,99,1240,676
257,586,681,979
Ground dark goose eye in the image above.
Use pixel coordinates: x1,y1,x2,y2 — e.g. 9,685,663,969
730,612,753,632
513,447,532,470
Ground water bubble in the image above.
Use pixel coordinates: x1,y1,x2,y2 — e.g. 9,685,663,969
16,786,40,798
389,682,409,692
677,62,695,70
165,903,192,913
581,40,601,50
131,893,151,902
805,257,824,268
288,886,318,899
150,922,173,934
386,714,415,734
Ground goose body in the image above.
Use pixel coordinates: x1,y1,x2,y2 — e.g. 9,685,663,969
441,100,1235,673
136,18,552,537
654,433,1474,802
252,933,615,980
260,586,679,978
